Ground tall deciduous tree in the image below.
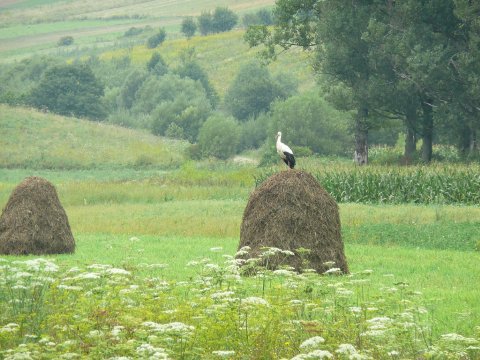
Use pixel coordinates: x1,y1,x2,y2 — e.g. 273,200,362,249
30,63,106,120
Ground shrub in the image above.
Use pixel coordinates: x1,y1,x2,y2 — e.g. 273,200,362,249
181,17,197,38
57,36,74,46
267,89,351,156
197,115,240,159
124,27,144,37
146,28,167,48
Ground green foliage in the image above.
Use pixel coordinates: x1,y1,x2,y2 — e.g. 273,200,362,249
117,69,147,109
29,63,106,120
197,7,238,35
175,54,218,107
136,74,211,141
181,17,197,38
146,27,167,49
211,7,238,33
238,113,269,151
268,89,351,156
57,35,74,46
254,164,480,205
242,8,273,27
123,26,144,37
146,52,168,75
197,114,240,159
225,62,286,121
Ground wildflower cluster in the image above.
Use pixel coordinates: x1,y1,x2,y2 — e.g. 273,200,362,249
0,249,478,359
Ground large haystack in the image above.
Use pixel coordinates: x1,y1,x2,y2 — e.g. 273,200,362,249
239,170,348,274
0,176,75,255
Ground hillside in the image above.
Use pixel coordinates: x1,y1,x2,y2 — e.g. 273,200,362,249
0,0,275,61
0,104,187,169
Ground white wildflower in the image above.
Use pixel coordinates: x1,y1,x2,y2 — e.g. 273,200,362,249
300,336,325,350
323,261,336,267
323,268,341,275
273,269,294,276
242,297,269,306
111,326,124,338
212,350,236,358
292,349,333,359
136,343,169,359
367,316,392,329
235,246,251,257
72,272,100,280
210,247,223,252
336,343,357,355
441,333,478,344
388,350,399,357
23,258,59,272
129,236,140,242
204,263,221,271
106,268,131,276
211,291,235,300
142,321,194,336
0,323,20,333
57,285,83,291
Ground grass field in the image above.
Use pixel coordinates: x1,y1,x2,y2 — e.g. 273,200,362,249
1,165,479,358
1,109,480,357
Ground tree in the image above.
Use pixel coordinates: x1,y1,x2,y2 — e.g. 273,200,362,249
211,7,238,33
181,17,197,39
175,49,218,107
146,28,167,49
268,89,350,156
198,11,213,36
197,7,237,35
246,0,374,164
117,69,148,109
224,62,290,121
30,63,106,120
147,52,168,76
132,74,212,141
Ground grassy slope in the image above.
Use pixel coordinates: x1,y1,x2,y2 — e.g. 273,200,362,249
0,0,275,61
0,104,187,169
100,29,315,97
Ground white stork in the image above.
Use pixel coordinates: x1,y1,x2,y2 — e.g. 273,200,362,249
276,131,296,169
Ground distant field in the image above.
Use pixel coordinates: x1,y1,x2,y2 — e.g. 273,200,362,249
0,0,275,61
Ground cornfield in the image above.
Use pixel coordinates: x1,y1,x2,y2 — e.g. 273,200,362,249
256,165,480,205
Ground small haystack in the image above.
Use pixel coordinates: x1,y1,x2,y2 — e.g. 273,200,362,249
239,170,348,274
0,176,75,255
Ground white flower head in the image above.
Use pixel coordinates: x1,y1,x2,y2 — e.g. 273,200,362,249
323,267,341,275
212,350,236,358
300,336,325,350
336,343,357,355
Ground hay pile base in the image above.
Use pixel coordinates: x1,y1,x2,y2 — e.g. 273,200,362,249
0,176,75,255
239,170,348,274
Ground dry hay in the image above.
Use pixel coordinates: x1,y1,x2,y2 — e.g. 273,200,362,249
0,176,75,255
239,170,349,274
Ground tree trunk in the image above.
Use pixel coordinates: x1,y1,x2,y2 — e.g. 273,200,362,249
457,122,471,156
404,109,417,164
353,107,368,165
421,100,433,163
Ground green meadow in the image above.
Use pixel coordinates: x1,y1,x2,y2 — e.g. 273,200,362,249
1,0,480,357
1,106,480,358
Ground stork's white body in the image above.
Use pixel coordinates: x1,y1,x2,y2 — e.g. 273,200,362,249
276,132,296,169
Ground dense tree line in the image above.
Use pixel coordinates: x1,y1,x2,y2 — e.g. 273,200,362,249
246,0,480,164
